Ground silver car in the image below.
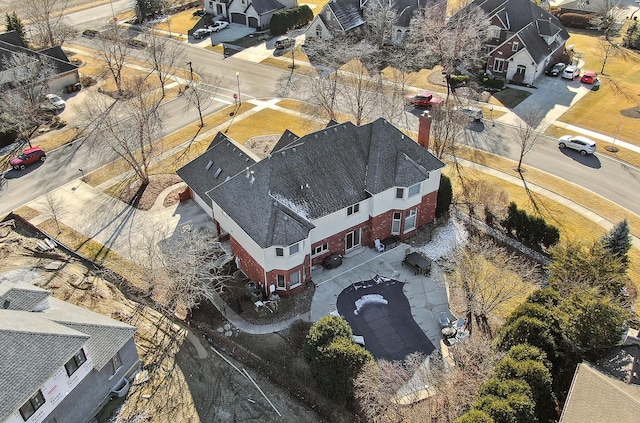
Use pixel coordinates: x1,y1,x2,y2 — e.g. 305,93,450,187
458,106,483,122
558,135,596,155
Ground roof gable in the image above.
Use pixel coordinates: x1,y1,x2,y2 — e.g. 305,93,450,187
250,0,286,15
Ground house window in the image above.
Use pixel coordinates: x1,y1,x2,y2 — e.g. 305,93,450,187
208,1,213,7
408,183,420,197
345,229,361,251
289,243,299,255
111,352,122,376
275,247,284,257
290,270,301,288
19,390,45,421
315,25,322,37
396,188,404,199
392,212,401,234
405,209,417,232
277,274,285,289
512,41,519,51
347,203,360,215
490,26,501,39
65,348,87,377
313,243,328,256
493,58,505,73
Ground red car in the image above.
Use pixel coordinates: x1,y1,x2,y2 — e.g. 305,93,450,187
405,92,444,108
10,146,47,170
580,71,597,84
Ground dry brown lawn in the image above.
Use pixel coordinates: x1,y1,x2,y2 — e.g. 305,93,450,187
556,30,640,144
154,8,203,34
299,0,330,16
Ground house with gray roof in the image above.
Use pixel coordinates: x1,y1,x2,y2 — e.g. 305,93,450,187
0,275,139,423
205,0,296,29
0,30,79,94
177,116,444,296
471,0,570,84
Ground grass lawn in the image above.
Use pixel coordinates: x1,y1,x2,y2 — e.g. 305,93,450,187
557,30,640,144
299,0,330,15
154,8,203,34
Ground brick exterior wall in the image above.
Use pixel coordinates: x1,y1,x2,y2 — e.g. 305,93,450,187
265,257,309,298
230,237,265,285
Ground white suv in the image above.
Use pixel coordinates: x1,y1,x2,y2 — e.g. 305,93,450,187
558,135,596,155
561,65,580,80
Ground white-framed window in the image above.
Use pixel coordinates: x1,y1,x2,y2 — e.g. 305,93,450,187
347,203,360,215
391,212,402,234
512,41,519,51
65,348,87,377
19,390,46,421
290,270,301,288
408,183,420,197
277,274,286,289
275,247,284,257
494,58,505,73
110,352,122,376
345,229,361,251
404,209,417,232
313,243,328,256
490,26,501,39
396,188,404,199
289,243,299,255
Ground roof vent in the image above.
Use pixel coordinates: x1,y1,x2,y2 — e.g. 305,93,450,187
306,183,310,188
227,142,230,146
245,167,250,177
213,168,222,178
224,176,231,182
2,299,10,309
283,215,289,221
206,160,214,170
233,147,236,152
281,151,286,156
401,135,404,139
250,171,255,184
314,134,318,138
292,147,296,152
245,158,249,162
334,127,338,132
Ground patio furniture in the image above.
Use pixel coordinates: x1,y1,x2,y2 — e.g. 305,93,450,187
403,252,432,275
374,239,385,252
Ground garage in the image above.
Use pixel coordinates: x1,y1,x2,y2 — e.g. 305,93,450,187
248,16,259,28
230,13,245,25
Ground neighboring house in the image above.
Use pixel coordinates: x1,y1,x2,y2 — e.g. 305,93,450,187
205,0,297,29
0,31,79,94
559,329,640,423
304,0,427,42
471,0,570,84
0,278,140,423
178,115,444,297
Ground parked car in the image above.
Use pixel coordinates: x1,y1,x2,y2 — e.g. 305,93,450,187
405,92,444,108
558,135,597,155
42,94,66,110
192,9,206,16
192,27,213,39
10,146,47,170
561,65,580,80
456,105,483,122
580,70,598,84
274,36,294,50
545,62,566,77
211,21,229,32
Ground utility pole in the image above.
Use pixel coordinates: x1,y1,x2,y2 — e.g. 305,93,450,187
236,72,242,106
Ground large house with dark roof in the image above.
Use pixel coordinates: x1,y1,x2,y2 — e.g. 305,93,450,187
204,0,297,29
0,31,79,94
472,0,570,84
0,277,139,423
177,116,444,296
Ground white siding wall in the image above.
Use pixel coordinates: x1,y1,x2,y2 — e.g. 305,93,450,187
194,193,213,219
212,202,265,267
505,49,536,85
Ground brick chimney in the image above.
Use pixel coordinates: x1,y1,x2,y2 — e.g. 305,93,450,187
417,110,432,150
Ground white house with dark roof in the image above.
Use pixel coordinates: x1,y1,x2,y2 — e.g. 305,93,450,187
0,276,139,423
0,31,79,94
472,0,570,84
205,0,297,29
177,116,444,297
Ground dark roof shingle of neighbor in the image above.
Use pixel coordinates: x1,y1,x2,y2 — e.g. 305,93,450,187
251,0,286,15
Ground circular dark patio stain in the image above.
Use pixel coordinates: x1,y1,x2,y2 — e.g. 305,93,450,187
336,277,435,362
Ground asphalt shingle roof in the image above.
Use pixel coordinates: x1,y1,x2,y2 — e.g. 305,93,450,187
206,118,444,248
0,31,77,77
250,0,286,15
0,280,50,311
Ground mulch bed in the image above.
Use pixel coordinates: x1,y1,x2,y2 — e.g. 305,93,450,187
118,174,183,211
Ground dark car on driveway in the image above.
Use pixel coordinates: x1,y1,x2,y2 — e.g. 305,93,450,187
10,146,47,170
545,63,566,77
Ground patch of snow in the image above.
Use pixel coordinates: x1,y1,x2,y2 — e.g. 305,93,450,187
353,293,388,315
0,268,41,285
271,192,312,220
418,217,468,260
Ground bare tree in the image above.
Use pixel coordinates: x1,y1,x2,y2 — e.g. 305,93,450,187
514,106,544,173
20,0,77,48
428,101,468,159
363,0,398,49
80,75,163,185
408,2,490,98
459,178,509,224
41,192,68,235
142,28,186,99
594,37,624,74
181,67,222,127
590,0,622,40
338,58,382,125
94,22,134,96
448,236,539,335
306,71,340,121
0,52,57,148
138,226,232,317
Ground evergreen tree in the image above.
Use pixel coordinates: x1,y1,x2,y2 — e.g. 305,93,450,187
600,219,632,269
436,174,453,218
623,21,640,50
5,12,26,43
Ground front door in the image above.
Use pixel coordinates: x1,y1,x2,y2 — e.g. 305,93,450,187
345,229,361,251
